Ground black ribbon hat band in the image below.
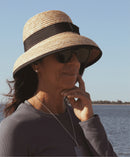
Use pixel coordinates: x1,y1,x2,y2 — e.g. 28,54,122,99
24,22,80,52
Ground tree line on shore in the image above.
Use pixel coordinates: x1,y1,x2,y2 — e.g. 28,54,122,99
92,100,130,104
0,100,130,105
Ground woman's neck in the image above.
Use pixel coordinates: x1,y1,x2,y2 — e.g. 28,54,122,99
28,90,66,115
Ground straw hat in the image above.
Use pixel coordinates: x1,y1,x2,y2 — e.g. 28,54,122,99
13,10,102,77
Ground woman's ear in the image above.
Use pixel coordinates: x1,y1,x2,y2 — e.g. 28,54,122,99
32,63,39,73
31,58,43,73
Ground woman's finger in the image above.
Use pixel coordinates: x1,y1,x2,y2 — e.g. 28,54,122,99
67,97,75,105
66,92,90,102
77,75,85,91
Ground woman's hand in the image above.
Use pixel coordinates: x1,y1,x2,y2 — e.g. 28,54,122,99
61,75,94,122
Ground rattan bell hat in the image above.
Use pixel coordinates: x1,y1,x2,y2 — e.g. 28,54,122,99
13,10,102,77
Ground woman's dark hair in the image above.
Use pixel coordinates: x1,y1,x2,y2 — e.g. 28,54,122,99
4,65,38,117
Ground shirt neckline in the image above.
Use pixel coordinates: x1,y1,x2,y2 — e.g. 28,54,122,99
24,100,69,118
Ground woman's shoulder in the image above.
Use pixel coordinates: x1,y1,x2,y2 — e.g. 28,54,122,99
0,101,41,133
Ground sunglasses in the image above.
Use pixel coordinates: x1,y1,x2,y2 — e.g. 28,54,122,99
55,48,90,64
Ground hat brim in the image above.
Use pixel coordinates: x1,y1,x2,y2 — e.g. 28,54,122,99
13,32,102,76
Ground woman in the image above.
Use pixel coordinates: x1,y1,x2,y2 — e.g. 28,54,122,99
0,10,117,156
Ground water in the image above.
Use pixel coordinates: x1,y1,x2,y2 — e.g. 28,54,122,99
0,104,130,156
93,104,130,157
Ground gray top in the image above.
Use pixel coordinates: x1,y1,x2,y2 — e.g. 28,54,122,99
0,101,117,156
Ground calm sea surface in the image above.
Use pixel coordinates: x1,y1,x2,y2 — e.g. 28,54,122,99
93,104,130,157
0,104,130,157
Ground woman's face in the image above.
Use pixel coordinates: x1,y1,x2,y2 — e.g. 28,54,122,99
36,52,80,91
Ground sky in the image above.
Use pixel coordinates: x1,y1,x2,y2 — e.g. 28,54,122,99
0,0,130,102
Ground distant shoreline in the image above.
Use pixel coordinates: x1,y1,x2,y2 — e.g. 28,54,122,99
92,100,130,105
1,100,130,106
92,103,130,105
1,103,130,106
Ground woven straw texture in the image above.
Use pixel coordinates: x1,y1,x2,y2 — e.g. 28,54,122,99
13,10,102,76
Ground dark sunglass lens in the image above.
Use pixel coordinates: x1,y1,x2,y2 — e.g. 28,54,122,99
56,51,72,63
76,49,90,63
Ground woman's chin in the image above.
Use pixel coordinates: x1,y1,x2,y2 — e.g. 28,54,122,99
59,74,78,89
62,80,77,89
